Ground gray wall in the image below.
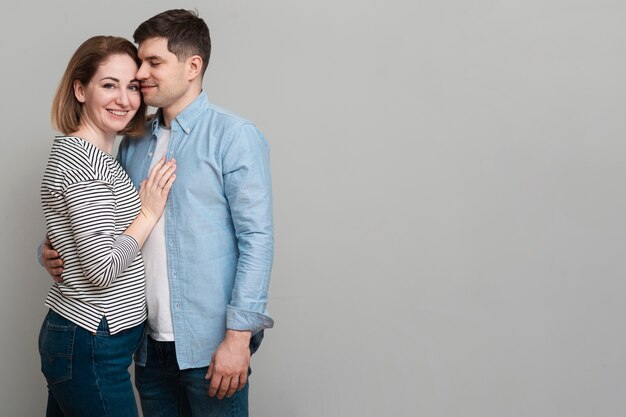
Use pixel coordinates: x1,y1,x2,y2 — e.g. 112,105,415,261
1,1,625,416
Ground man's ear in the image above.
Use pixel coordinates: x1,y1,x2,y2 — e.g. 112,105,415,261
73,80,86,103
187,55,203,81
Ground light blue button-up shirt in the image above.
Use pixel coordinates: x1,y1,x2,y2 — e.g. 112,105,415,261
118,91,274,369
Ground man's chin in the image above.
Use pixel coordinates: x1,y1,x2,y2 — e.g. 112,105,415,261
143,98,160,108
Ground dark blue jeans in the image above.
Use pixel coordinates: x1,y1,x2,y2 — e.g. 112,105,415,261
135,336,249,417
38,310,145,417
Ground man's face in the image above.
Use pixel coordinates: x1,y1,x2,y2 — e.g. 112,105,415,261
136,37,190,112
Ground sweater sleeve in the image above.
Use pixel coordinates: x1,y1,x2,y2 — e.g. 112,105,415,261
63,179,140,288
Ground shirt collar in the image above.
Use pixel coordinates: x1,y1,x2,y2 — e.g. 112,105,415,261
149,90,210,137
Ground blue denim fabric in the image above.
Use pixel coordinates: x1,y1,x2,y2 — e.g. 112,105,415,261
136,336,249,417
118,91,274,369
38,310,145,417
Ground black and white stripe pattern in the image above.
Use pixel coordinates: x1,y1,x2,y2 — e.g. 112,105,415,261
41,136,146,334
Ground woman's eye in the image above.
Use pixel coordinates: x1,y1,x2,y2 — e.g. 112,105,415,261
103,83,115,89
129,85,140,92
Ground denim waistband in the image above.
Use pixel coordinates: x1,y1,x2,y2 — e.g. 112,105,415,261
48,309,110,335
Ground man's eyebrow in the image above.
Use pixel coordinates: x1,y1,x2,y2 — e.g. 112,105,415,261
142,55,162,61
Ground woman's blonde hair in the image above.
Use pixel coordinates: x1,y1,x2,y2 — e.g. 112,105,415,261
51,36,146,137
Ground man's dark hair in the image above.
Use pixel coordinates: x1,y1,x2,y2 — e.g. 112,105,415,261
134,9,211,75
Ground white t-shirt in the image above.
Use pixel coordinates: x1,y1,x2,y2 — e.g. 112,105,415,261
142,127,175,341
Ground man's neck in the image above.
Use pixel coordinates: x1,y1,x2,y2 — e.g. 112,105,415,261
161,88,203,128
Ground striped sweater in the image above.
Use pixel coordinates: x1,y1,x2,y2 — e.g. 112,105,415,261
41,136,146,334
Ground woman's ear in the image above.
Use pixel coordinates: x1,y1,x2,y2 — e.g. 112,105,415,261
73,80,86,103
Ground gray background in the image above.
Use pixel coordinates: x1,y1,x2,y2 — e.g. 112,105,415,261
1,1,625,416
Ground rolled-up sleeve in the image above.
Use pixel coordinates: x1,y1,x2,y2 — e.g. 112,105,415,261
222,124,274,332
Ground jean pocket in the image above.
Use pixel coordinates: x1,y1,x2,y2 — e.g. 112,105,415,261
38,319,76,384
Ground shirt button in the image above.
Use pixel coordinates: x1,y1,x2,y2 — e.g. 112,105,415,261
148,152,153,157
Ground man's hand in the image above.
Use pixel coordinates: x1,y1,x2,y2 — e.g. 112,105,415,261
41,237,64,283
205,330,252,399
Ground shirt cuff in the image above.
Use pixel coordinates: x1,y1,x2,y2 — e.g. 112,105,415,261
226,305,274,333
36,239,45,267
116,234,140,257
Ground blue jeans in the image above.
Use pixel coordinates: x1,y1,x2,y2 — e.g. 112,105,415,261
38,310,145,417
135,336,249,417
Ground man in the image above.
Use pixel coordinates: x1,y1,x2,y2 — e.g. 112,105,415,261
41,9,274,416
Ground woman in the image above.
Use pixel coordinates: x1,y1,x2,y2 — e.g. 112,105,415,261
38,36,175,417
